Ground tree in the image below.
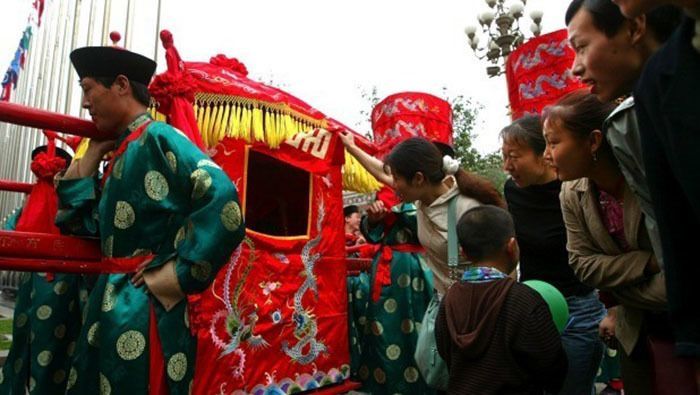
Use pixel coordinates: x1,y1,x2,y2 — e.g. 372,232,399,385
445,91,507,194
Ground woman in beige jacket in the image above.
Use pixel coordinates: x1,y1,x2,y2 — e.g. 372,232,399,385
340,134,505,295
543,90,667,395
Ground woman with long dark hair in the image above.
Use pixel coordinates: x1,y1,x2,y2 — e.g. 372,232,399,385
543,90,667,395
341,132,504,295
501,115,607,394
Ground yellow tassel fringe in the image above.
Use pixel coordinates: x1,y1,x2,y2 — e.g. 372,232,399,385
147,96,380,193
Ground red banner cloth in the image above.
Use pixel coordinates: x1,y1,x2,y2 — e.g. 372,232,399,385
505,29,586,120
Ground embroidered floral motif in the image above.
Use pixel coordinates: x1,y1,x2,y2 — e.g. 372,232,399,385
220,201,242,232
114,201,135,230
116,330,146,361
190,168,212,200
144,170,169,201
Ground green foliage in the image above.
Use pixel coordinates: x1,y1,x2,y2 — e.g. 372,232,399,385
0,318,13,351
443,89,506,194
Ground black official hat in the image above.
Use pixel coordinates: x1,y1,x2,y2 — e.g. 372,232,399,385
70,46,156,85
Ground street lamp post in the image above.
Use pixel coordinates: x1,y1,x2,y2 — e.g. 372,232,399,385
465,0,544,77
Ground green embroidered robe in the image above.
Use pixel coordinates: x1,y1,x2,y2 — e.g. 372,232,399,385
56,114,245,394
350,203,435,395
0,211,86,395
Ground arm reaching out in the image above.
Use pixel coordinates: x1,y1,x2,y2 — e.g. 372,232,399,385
338,129,394,186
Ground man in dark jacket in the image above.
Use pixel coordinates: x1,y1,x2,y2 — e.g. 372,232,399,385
435,206,568,394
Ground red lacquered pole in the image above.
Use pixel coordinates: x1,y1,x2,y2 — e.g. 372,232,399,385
0,101,99,138
0,180,33,194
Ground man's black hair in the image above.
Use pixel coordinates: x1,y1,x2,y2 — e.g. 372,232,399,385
344,205,359,218
457,205,515,262
566,0,681,42
94,76,151,107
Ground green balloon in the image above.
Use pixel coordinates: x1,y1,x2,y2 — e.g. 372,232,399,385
523,280,570,333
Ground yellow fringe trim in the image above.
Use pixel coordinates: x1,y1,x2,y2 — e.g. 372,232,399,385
148,96,379,192
73,137,90,160
343,151,382,193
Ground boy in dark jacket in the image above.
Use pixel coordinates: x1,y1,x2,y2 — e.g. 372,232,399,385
435,206,568,394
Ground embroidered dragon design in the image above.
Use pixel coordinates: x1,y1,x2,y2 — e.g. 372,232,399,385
519,70,577,99
512,39,568,71
209,238,269,379
281,198,327,364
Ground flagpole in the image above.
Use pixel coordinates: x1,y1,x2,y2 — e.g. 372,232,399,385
101,0,112,46
64,0,82,115
154,0,163,62
125,0,135,50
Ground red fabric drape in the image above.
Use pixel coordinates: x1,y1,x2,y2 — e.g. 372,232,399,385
148,30,205,151
505,30,587,120
15,133,65,234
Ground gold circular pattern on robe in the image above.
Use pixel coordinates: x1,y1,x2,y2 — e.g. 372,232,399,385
197,159,220,169
358,365,369,381
38,350,53,367
54,280,69,295
131,248,152,257
386,344,401,361
174,226,186,249
401,319,414,334
53,369,66,384
404,367,419,383
220,201,242,232
191,261,212,282
116,330,146,361
114,201,136,230
358,316,367,326
166,151,177,173
54,324,67,339
28,377,36,391
13,358,22,374
15,313,27,328
145,170,169,201
167,352,188,382
67,367,77,389
412,277,425,292
113,157,125,180
355,289,364,300
608,348,617,358
190,169,212,200
395,230,409,244
373,367,386,384
100,373,111,395
87,322,100,347
102,283,116,312
383,298,398,314
36,305,52,320
397,273,411,288
67,341,76,357
371,321,384,336
103,235,114,258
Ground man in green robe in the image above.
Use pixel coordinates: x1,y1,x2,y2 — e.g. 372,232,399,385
0,145,85,395
56,46,245,394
